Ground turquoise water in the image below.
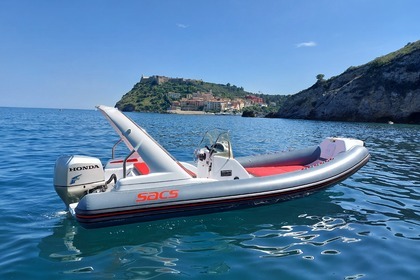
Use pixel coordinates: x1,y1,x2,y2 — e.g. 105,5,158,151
0,107,418,279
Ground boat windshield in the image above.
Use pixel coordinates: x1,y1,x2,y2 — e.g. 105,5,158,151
196,128,233,158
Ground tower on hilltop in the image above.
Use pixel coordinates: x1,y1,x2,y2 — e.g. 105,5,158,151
140,75,170,85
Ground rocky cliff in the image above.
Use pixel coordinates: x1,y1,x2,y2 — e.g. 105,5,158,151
276,41,420,124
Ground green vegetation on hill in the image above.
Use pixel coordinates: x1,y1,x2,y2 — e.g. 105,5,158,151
242,94,290,117
116,78,252,112
276,40,420,124
115,77,288,114
343,41,420,73
370,41,420,67
116,40,419,121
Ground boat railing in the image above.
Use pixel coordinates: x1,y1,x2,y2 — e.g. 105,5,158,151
112,138,123,159
112,138,134,178
123,150,136,178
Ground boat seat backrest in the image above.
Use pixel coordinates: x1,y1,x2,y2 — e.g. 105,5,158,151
134,162,150,175
319,139,346,159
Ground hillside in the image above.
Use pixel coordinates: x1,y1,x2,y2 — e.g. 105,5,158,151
115,76,288,113
116,76,251,112
275,41,420,124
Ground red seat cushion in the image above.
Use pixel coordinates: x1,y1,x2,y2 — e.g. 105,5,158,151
134,162,150,175
245,165,304,177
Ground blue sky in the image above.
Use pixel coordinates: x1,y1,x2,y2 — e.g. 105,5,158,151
1,0,419,109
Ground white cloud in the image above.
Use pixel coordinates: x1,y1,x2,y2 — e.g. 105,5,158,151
296,41,317,48
176,23,188,28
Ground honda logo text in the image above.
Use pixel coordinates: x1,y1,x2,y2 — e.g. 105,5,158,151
69,165,100,172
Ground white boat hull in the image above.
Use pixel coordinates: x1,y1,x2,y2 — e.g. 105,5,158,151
53,106,370,229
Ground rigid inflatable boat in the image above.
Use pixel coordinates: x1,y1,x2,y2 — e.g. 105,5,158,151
54,105,370,229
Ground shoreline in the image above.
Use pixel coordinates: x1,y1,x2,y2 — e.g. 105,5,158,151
167,109,213,115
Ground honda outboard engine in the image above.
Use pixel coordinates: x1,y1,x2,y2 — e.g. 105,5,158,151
54,155,106,207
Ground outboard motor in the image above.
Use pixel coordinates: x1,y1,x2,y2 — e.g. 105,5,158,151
54,155,106,207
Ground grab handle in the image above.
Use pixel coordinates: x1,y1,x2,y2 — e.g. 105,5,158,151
123,149,136,178
112,139,123,159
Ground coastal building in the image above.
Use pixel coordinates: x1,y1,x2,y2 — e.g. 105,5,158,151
205,100,227,112
229,99,245,111
139,75,264,113
169,101,181,110
180,98,205,111
245,95,264,105
175,90,250,113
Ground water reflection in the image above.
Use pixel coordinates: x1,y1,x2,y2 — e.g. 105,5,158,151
34,112,419,279
39,190,375,277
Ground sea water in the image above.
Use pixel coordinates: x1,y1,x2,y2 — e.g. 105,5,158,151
0,107,418,279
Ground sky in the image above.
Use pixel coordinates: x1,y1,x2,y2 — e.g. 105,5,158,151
0,0,419,109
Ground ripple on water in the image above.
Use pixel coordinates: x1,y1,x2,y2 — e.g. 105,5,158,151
1,109,419,280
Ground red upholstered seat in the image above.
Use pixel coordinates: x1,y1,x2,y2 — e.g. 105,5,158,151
245,165,304,177
134,162,150,175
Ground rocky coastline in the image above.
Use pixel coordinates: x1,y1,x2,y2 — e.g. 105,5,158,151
274,41,420,124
